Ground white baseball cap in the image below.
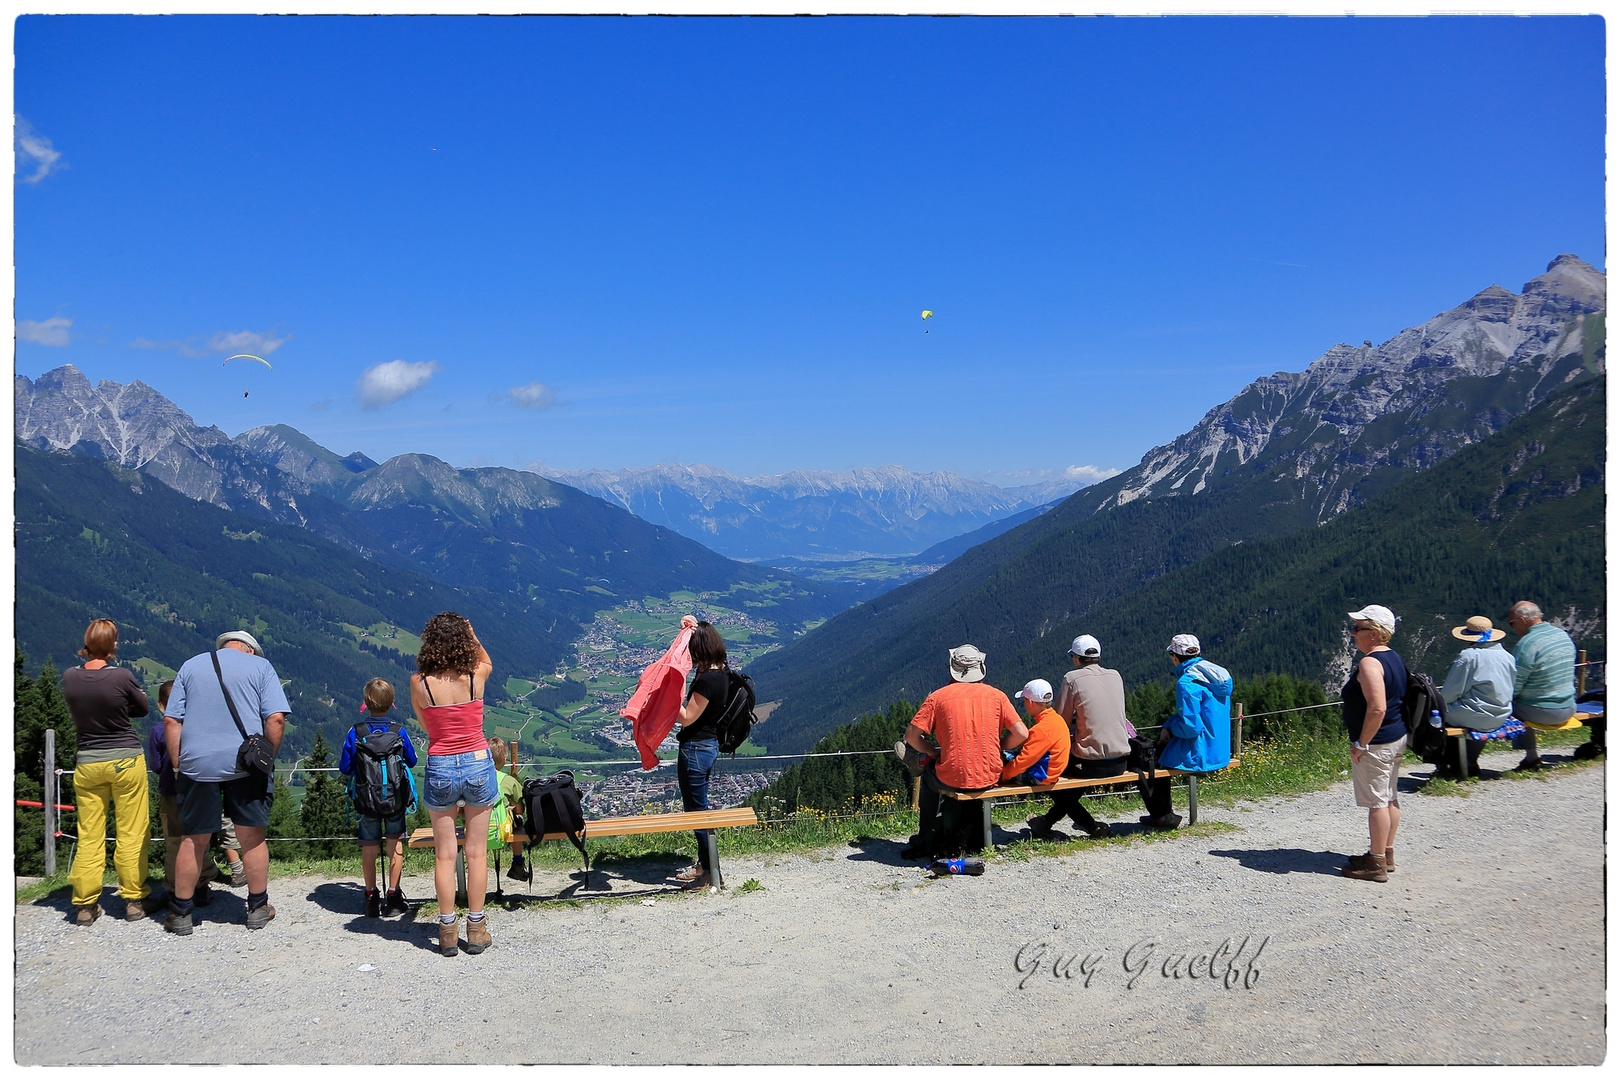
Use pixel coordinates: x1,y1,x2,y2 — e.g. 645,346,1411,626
1166,633,1201,657
1015,678,1054,704
1070,634,1101,658
1348,605,1396,636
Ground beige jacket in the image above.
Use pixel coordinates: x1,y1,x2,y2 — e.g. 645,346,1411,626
1054,664,1132,761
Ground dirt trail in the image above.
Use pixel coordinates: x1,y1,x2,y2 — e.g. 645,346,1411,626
13,748,1605,1065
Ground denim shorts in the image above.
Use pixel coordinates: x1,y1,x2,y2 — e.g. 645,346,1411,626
423,750,499,811
355,813,408,844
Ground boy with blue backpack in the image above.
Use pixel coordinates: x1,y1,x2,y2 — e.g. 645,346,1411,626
339,678,418,918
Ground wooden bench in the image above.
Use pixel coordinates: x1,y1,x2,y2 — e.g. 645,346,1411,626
1440,713,1591,777
941,761,1241,852
408,807,759,895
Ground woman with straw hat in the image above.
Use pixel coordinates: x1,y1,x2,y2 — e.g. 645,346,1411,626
1439,615,1517,777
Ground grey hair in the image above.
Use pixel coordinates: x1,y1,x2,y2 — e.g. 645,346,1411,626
1511,601,1543,621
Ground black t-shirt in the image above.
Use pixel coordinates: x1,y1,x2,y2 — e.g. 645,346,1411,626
679,668,730,744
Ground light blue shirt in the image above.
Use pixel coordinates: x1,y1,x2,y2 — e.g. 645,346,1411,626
1441,642,1516,732
1513,621,1577,712
166,649,291,782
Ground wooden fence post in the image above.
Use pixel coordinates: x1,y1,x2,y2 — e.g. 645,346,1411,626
909,775,920,811
44,730,57,877
1578,650,1587,696
1233,703,1244,759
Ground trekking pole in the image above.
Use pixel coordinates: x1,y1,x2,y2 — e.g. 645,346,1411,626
44,730,57,877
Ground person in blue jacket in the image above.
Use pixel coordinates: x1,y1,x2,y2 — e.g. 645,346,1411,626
339,679,419,918
1139,634,1233,830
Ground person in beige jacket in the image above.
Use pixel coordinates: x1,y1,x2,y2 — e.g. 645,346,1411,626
1028,635,1133,840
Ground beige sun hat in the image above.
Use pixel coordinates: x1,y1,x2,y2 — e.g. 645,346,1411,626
1451,615,1506,643
948,644,987,683
215,630,265,656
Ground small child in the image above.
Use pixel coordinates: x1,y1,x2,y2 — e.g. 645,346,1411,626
489,738,528,879
339,678,418,918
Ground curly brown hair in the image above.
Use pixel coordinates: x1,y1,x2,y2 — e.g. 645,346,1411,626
417,612,479,677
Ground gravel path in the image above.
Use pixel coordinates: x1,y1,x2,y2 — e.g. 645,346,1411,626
14,747,1606,1065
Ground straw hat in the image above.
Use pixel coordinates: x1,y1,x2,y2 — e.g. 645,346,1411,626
1451,615,1505,643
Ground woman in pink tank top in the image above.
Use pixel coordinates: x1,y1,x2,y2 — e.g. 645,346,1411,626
411,612,497,958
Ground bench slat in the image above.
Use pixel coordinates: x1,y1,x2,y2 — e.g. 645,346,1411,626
407,807,759,848
940,760,1241,801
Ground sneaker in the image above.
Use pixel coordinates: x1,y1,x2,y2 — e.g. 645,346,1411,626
245,902,276,930
74,904,102,926
1026,815,1055,840
383,889,409,917
1341,854,1388,882
1513,758,1545,773
1085,822,1115,840
439,919,459,957
228,862,248,888
674,864,705,883
364,888,381,918
193,883,214,908
463,916,492,955
164,910,194,936
506,856,528,881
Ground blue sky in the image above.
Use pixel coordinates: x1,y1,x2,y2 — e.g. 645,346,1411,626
14,15,1606,485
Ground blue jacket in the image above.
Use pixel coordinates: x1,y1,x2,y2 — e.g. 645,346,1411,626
338,715,419,775
1158,657,1233,773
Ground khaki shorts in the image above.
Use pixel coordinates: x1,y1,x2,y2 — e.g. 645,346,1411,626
1352,737,1405,808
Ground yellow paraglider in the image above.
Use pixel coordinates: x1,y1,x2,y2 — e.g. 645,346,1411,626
921,309,933,333
223,354,272,369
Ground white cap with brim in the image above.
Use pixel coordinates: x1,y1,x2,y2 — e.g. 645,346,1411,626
1070,634,1101,658
216,630,264,656
1015,678,1054,704
1166,633,1201,657
1347,604,1397,636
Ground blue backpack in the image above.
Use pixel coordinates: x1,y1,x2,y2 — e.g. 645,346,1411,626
348,721,417,819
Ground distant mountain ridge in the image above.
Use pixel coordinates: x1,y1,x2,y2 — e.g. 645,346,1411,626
532,462,1090,560
747,255,1607,752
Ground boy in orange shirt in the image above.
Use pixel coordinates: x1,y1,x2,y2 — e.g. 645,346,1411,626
1004,679,1071,785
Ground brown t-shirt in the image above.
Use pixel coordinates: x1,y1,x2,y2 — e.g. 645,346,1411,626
1054,664,1132,761
62,666,149,760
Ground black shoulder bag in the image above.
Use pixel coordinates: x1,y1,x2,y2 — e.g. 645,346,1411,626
210,649,277,777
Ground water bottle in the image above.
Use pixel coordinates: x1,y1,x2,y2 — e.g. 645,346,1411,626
929,857,986,877
1429,709,1443,730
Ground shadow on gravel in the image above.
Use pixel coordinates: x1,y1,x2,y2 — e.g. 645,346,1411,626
1207,847,1346,876
845,836,912,866
305,883,442,951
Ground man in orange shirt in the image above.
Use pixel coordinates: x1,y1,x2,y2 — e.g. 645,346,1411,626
899,644,1028,859
1003,679,1070,785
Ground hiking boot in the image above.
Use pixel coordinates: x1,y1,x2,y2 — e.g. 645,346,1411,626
164,910,194,936
1341,853,1388,882
438,919,459,957
245,902,277,930
228,862,248,888
383,889,409,917
899,836,932,860
74,904,102,926
1384,847,1395,875
463,916,492,955
894,740,929,778
506,856,528,880
193,883,214,908
1513,757,1545,773
1026,815,1055,840
679,872,714,891
1144,812,1182,831
126,893,165,921
1085,821,1115,840
1572,741,1604,760
364,888,382,918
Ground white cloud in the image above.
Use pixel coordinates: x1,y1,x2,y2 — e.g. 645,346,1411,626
15,117,63,184
205,329,291,356
1064,465,1121,484
17,316,71,346
501,381,558,410
357,359,441,409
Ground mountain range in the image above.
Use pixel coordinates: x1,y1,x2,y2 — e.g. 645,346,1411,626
531,462,1089,560
749,255,1607,752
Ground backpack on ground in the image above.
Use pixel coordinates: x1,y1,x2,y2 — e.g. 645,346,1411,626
1402,671,1448,760
523,771,588,863
348,721,417,819
715,668,759,755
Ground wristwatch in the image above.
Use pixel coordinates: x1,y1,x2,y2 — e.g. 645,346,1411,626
1352,741,1368,750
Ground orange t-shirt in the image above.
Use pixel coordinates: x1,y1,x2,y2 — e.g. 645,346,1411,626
1001,706,1071,784
910,681,1023,790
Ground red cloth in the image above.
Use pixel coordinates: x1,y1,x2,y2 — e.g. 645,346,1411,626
623,627,693,770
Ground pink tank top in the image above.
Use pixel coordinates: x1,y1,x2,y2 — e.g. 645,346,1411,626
418,673,489,756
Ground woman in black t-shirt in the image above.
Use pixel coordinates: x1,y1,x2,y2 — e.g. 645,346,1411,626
673,620,729,890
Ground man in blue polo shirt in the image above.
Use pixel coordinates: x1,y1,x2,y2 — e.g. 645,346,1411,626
163,630,289,936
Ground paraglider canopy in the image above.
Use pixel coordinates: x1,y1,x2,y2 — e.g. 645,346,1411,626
920,310,933,320
223,354,272,369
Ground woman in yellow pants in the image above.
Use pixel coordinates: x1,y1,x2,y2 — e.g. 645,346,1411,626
61,620,156,924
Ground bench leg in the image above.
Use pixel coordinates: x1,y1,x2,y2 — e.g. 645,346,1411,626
456,849,467,906
1187,775,1199,826
704,831,723,889
982,801,994,854
1455,734,1468,779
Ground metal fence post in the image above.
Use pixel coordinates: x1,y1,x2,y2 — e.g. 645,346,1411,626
44,730,57,877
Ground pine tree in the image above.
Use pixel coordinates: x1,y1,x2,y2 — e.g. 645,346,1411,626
298,730,351,859
266,771,304,862
14,651,44,875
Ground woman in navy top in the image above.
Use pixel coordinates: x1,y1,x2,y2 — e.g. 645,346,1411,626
1340,605,1409,883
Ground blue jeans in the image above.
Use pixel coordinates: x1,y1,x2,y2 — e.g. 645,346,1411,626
678,738,719,872
423,750,499,811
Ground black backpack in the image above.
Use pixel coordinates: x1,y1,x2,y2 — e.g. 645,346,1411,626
348,721,416,819
1126,732,1159,786
715,669,759,755
523,771,587,863
1402,671,1448,759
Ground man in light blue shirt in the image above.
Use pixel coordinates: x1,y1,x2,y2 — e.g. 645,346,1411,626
1441,616,1516,776
1508,601,1578,771
163,630,289,935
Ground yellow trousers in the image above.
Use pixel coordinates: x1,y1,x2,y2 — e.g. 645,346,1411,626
68,756,151,906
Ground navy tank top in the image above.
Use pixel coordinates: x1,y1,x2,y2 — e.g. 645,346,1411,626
1342,649,1409,744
